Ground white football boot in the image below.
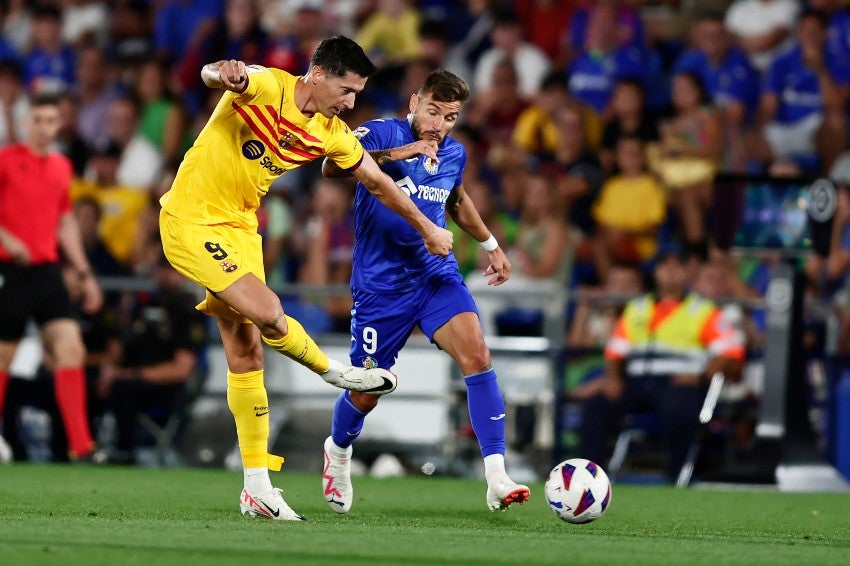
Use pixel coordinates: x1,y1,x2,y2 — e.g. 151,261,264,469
322,436,354,514
321,359,397,396
239,487,305,521
486,472,531,511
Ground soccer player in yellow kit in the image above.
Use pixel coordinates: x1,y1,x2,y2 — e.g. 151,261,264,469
159,37,453,521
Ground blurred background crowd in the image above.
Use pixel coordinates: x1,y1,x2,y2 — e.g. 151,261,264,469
3,0,850,475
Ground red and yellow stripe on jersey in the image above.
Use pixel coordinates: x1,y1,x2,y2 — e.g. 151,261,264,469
160,65,364,229
605,293,745,377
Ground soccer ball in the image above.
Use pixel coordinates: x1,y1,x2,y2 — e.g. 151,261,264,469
544,458,612,524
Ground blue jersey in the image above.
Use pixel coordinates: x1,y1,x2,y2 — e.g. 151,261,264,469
763,43,850,124
350,118,465,294
672,47,760,119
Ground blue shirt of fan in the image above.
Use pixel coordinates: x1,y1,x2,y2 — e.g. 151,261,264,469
763,43,850,124
568,46,663,112
826,10,850,60
23,46,76,93
350,118,465,295
672,47,760,118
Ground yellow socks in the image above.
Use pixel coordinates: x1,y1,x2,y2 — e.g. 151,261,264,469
226,369,283,471
261,315,330,374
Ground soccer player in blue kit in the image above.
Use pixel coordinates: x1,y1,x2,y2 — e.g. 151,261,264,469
321,69,530,513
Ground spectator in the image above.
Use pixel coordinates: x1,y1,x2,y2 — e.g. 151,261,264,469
104,95,164,191
263,1,323,75
468,172,574,335
74,46,120,149
154,0,224,65
55,93,90,176
175,0,267,98
567,262,644,349
672,12,760,171
72,197,125,277
258,186,294,290
810,0,850,60
473,8,550,99
97,255,207,464
108,0,155,66
515,0,577,65
756,10,850,173
571,242,746,481
0,95,102,461
134,60,191,167
652,71,722,255
598,78,658,174
567,2,662,117
61,0,109,48
566,0,645,59
592,136,666,282
2,0,31,57
296,177,356,332
417,18,452,69
22,5,77,95
355,0,421,67
465,58,529,171
543,104,604,240
0,60,28,146
725,0,800,72
71,141,150,267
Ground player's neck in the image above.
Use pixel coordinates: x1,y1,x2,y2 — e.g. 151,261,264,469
294,78,317,118
25,140,52,157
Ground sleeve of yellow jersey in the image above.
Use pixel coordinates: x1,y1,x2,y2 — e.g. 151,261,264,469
324,119,365,170
237,65,279,103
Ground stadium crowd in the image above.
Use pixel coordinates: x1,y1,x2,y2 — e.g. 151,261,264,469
2,0,850,468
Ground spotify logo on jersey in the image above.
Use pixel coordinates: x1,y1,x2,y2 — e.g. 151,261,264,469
242,139,265,160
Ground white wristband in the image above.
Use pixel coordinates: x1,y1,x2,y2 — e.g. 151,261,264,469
480,234,499,252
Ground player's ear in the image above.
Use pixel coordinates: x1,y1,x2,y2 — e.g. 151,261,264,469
409,93,418,114
310,65,324,84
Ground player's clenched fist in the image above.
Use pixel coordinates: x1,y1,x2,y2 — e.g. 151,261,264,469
423,226,453,257
219,59,247,90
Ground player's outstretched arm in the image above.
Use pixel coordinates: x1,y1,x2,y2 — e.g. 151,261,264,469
201,59,248,92
448,184,511,286
322,140,438,178
351,151,453,257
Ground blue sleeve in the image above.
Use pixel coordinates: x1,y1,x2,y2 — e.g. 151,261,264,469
672,51,700,74
353,120,395,152
762,58,784,95
154,4,175,53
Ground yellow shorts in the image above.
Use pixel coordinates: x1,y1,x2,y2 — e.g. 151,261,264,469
159,210,264,322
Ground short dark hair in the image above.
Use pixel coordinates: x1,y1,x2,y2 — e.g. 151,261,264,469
799,8,829,28
32,4,62,20
418,69,470,104
310,36,376,79
30,94,60,108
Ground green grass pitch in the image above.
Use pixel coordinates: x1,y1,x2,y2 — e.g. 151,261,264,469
1,464,848,565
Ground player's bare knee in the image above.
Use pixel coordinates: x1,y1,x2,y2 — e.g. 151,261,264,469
53,336,86,368
257,307,288,340
236,340,264,369
459,343,490,374
350,391,380,412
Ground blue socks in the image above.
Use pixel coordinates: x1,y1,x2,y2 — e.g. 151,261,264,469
465,369,506,457
331,390,368,448
330,370,507,457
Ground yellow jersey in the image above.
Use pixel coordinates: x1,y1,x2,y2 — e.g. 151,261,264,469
160,65,364,229
71,179,149,263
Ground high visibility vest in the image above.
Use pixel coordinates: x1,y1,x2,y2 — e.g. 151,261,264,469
621,293,715,378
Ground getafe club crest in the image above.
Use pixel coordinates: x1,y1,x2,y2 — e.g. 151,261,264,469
362,356,378,369
278,131,294,149
423,156,439,174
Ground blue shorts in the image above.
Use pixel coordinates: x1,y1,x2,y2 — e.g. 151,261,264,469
349,271,478,369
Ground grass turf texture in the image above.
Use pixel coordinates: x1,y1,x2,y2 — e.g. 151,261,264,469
1,465,848,565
